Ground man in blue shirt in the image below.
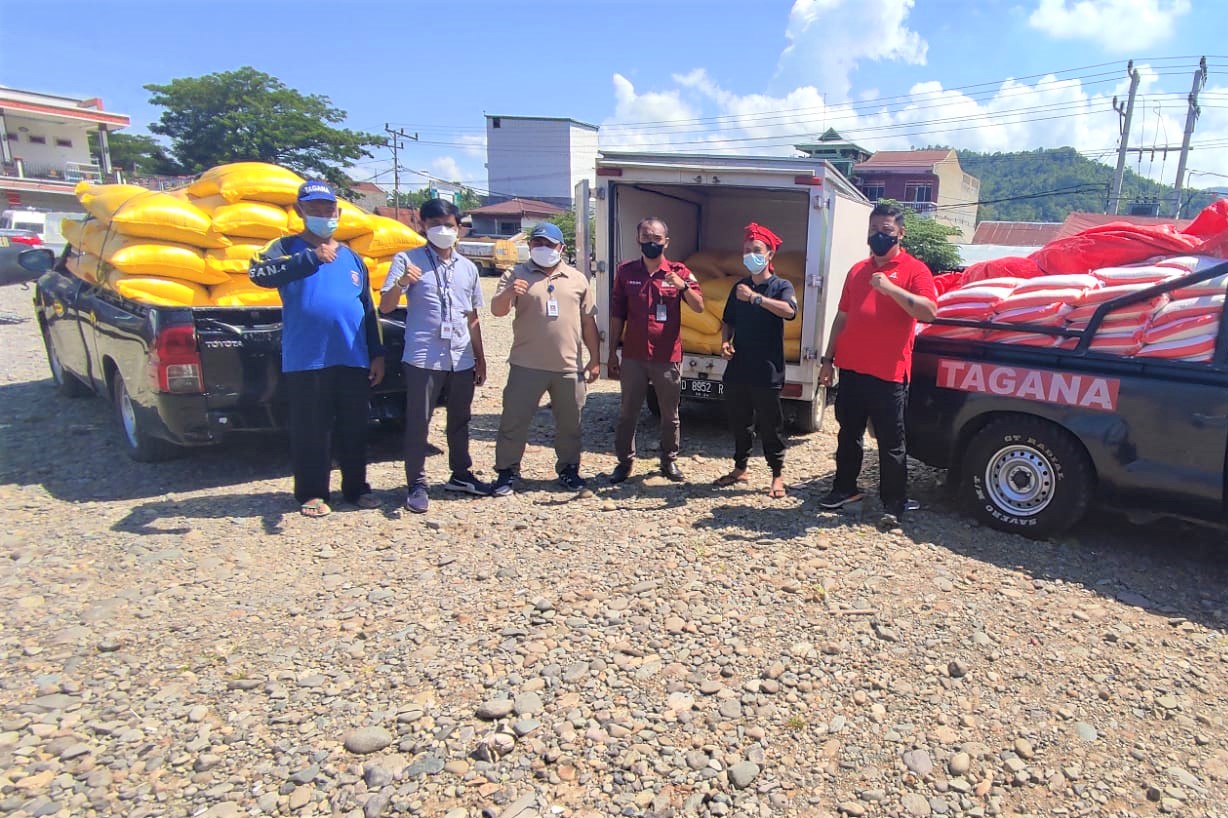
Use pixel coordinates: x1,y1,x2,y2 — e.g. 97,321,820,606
249,180,385,517
380,198,491,513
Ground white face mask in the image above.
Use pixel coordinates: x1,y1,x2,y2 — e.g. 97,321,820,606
426,225,459,249
530,246,562,268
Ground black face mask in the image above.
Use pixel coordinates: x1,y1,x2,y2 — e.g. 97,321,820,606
868,231,899,257
640,241,665,260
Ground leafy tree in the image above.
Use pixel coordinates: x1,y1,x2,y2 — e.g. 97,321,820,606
536,210,596,259
88,131,182,176
143,67,381,193
387,186,485,212
878,199,963,272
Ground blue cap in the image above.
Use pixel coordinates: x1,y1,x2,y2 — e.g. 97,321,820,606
529,222,564,244
297,180,336,202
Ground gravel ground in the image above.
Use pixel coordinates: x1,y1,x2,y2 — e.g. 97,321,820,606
1,278,1226,818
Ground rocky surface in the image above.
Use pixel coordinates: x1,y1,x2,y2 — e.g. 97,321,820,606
1,280,1226,817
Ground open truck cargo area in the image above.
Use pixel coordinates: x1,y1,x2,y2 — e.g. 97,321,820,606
587,152,872,432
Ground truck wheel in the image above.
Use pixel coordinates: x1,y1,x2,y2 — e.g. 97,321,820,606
793,386,831,433
960,416,1092,538
111,373,181,462
42,328,90,397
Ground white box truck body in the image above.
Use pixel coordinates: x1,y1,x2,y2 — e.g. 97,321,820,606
578,152,871,431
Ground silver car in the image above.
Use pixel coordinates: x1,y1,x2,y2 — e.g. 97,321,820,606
0,229,46,287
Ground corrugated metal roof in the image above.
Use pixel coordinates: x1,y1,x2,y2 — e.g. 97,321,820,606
971,221,1063,246
468,198,566,217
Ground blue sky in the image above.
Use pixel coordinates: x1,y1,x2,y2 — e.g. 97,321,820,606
2,0,1226,192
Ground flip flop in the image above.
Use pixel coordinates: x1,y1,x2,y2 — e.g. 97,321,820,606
768,486,787,499
713,471,749,487
352,494,382,509
300,498,331,518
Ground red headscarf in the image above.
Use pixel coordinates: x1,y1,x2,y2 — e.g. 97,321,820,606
744,222,782,271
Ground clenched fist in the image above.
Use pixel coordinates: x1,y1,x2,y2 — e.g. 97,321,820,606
315,241,339,264
398,261,424,288
735,283,755,302
511,277,530,296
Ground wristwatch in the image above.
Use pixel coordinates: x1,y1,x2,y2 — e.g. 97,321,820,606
752,295,764,307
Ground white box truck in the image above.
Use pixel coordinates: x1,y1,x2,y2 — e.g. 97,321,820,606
578,152,872,432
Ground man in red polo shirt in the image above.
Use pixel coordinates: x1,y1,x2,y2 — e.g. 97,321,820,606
819,203,937,524
608,217,705,483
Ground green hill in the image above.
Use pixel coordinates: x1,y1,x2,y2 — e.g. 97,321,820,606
955,147,1219,223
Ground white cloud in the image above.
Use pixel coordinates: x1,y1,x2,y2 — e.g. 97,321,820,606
429,156,465,184
775,0,927,101
457,134,486,158
1027,0,1192,51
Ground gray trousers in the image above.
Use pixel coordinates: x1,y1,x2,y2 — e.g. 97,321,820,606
495,365,586,474
402,363,475,489
614,358,682,465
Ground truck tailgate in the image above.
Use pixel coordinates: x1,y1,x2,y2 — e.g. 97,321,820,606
193,308,286,429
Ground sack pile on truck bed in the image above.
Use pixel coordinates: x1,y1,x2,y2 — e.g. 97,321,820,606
678,250,805,361
61,163,424,309
920,200,1228,363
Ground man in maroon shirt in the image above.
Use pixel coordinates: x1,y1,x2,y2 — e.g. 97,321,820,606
819,203,937,525
608,217,705,482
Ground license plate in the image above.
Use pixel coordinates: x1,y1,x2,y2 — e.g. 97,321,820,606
680,377,724,400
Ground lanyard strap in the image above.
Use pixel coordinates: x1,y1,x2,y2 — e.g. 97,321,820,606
425,247,454,319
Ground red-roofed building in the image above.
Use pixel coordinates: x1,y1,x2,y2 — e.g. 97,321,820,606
971,221,1063,246
853,149,980,242
467,197,564,237
0,86,129,211
349,181,387,213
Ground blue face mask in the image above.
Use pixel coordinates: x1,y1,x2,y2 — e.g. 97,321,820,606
304,215,339,239
743,253,768,274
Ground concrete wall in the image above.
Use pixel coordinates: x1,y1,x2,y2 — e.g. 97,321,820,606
486,117,597,206
3,115,95,176
935,159,979,242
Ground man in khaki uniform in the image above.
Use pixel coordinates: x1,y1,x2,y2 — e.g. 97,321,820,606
489,222,601,495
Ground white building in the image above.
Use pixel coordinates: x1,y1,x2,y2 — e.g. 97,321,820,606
485,115,598,208
0,87,129,211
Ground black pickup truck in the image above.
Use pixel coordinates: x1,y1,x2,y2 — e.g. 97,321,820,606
28,250,407,461
906,260,1228,537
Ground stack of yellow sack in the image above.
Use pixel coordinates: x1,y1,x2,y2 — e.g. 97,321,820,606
65,182,231,306
679,250,805,360
63,163,425,309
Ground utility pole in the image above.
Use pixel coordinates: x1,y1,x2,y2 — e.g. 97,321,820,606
383,124,418,219
1108,61,1140,215
1171,56,1207,218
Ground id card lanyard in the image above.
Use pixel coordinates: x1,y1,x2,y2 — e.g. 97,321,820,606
546,279,559,317
426,246,454,339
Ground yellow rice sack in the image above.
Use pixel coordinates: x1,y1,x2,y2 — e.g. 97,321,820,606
75,182,149,223
96,235,224,285
373,287,406,308
188,162,305,205
210,276,284,308
195,196,290,240
347,215,424,257
680,326,723,356
61,218,86,248
108,190,230,248
106,270,211,307
205,244,264,276
681,305,722,334
285,200,373,241
66,252,104,284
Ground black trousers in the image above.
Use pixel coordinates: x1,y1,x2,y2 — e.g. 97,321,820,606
402,363,475,489
833,369,908,506
724,382,786,476
285,366,371,504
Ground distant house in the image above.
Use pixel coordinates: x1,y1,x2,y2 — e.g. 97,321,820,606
485,115,598,208
853,149,980,242
467,197,564,238
349,181,386,213
793,128,872,181
0,86,129,211
971,221,1063,246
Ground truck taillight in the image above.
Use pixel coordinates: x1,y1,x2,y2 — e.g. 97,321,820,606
10,234,41,246
149,325,204,394
782,382,803,398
